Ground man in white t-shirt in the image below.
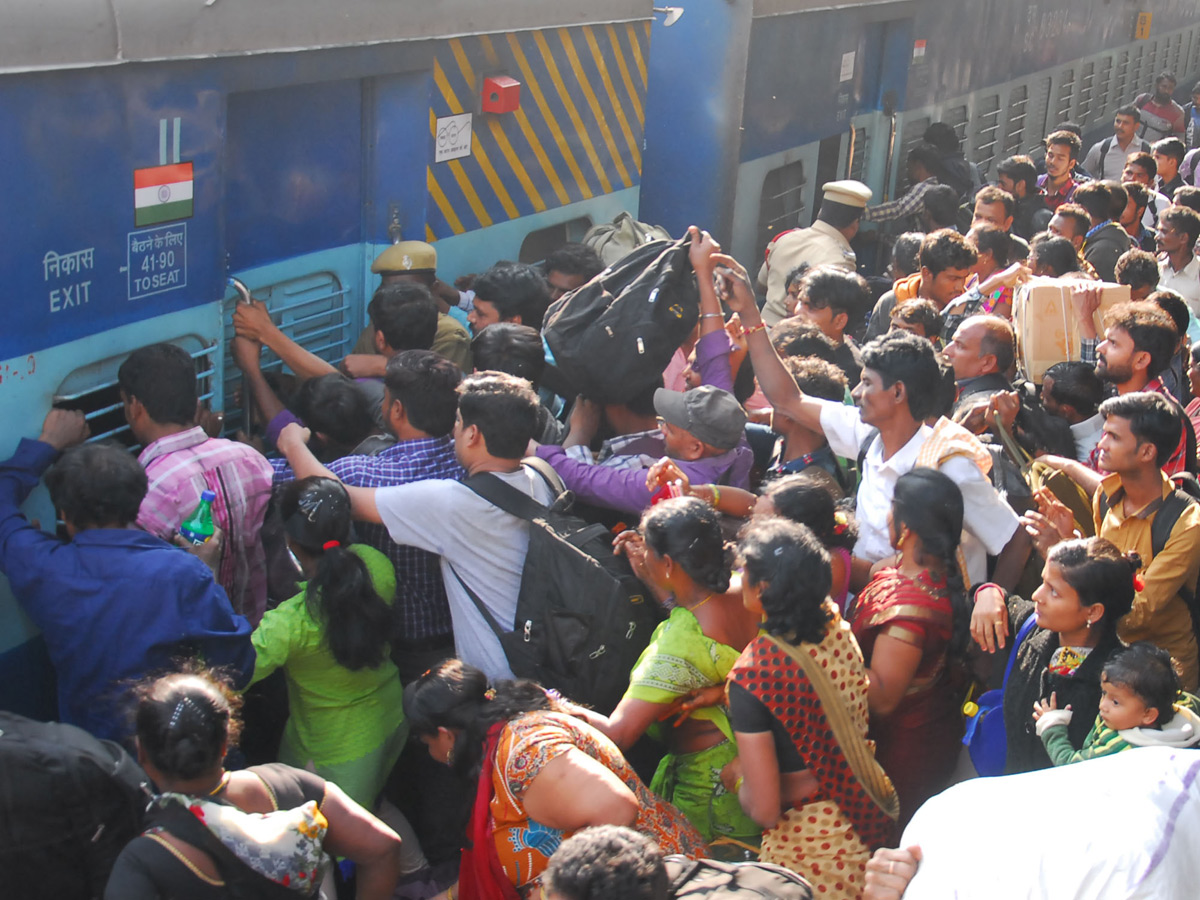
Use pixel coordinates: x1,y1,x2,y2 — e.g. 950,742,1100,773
277,372,553,680
716,254,1030,589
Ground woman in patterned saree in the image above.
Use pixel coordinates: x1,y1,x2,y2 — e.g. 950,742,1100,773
572,496,762,851
727,518,898,898
850,468,969,826
404,660,703,900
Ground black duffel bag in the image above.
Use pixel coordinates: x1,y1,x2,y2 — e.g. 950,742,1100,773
542,236,699,405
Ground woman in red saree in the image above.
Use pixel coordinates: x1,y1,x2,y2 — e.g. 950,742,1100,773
851,468,969,827
727,518,898,898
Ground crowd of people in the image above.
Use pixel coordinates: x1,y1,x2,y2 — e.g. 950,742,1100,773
8,71,1200,900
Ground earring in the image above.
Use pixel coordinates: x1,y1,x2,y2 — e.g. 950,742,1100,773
446,743,455,766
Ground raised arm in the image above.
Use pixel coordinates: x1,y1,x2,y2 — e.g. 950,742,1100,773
233,299,338,380
709,252,827,432
229,335,287,428
276,422,382,523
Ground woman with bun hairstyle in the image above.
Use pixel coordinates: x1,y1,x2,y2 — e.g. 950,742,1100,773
106,669,403,899
726,518,898,896
404,659,703,899
249,476,404,810
974,536,1138,774
850,468,969,825
569,496,761,851
756,473,858,614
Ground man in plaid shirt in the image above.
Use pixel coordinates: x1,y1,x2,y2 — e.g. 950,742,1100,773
265,349,465,680
120,343,274,626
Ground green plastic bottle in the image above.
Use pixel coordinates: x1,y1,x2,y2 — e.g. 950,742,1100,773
179,489,217,546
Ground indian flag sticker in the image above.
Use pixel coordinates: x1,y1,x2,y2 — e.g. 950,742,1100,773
134,162,193,226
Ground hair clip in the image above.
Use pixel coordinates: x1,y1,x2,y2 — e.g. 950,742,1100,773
1133,574,1146,592
322,540,340,550
167,696,199,731
774,546,784,556
484,688,497,701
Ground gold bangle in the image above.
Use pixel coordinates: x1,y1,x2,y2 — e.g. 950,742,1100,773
710,485,721,508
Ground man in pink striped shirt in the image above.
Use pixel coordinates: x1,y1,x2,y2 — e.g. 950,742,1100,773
120,343,274,624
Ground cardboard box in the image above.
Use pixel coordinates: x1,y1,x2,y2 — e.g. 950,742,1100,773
1012,277,1131,381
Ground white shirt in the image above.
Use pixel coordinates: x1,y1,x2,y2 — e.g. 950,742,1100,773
1142,189,1172,231
375,468,556,680
901,747,1200,899
817,401,1019,584
1082,135,1148,180
1069,413,1104,465
1159,254,1200,314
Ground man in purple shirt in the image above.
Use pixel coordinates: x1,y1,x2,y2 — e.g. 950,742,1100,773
534,229,752,515
265,349,465,680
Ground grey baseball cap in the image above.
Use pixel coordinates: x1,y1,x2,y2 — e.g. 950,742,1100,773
653,385,747,451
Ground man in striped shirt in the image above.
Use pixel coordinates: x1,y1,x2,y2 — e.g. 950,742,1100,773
120,343,274,625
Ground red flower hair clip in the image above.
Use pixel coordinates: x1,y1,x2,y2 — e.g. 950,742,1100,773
1133,574,1146,592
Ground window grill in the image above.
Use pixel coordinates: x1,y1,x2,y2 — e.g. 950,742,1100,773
756,160,807,277
221,271,354,434
53,341,218,450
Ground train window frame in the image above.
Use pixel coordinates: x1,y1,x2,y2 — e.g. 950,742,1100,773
756,159,807,265
518,217,594,264
53,338,217,450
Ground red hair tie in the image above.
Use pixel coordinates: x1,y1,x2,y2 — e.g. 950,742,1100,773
322,540,341,551
1133,574,1145,592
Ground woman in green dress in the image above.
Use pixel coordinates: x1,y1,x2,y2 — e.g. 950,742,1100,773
249,476,406,811
569,496,762,853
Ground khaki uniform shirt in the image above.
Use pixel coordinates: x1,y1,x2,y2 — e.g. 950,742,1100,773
1095,471,1200,690
757,220,856,326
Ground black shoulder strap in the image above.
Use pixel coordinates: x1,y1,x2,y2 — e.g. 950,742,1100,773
856,429,880,474
459,469,550,523
1098,137,1113,177
1150,489,1195,560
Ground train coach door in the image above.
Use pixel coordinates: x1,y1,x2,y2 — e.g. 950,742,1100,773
220,79,367,432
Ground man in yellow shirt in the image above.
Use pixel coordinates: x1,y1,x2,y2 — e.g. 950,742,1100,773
1025,391,1200,689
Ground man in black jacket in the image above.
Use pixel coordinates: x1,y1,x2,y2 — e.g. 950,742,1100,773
1072,181,1132,282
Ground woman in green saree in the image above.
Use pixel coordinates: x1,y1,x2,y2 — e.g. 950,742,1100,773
567,496,762,853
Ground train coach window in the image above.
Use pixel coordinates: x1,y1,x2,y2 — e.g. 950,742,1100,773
519,217,594,264
1055,69,1075,129
1004,85,1029,156
53,338,216,449
756,160,806,263
848,126,869,183
1076,63,1096,128
222,271,353,434
973,95,1001,175
1095,56,1114,120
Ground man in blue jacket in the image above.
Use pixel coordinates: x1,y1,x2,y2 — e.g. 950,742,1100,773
0,409,254,742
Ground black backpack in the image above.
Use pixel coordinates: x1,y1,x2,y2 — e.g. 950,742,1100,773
0,712,152,900
542,236,699,404
449,459,661,713
665,855,813,900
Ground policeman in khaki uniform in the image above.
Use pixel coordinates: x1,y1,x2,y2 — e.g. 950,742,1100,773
352,240,472,370
757,180,872,326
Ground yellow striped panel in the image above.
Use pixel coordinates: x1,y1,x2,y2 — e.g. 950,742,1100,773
425,224,436,242
449,38,547,213
434,55,518,220
626,22,648,88
559,28,631,188
532,29,612,194
506,32,593,198
582,26,641,175
426,164,465,235
606,23,644,130
481,33,570,206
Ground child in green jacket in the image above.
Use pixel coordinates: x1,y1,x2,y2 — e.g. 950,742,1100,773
1033,642,1200,765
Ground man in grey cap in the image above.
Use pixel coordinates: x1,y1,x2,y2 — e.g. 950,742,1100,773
534,228,752,514
758,180,872,326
